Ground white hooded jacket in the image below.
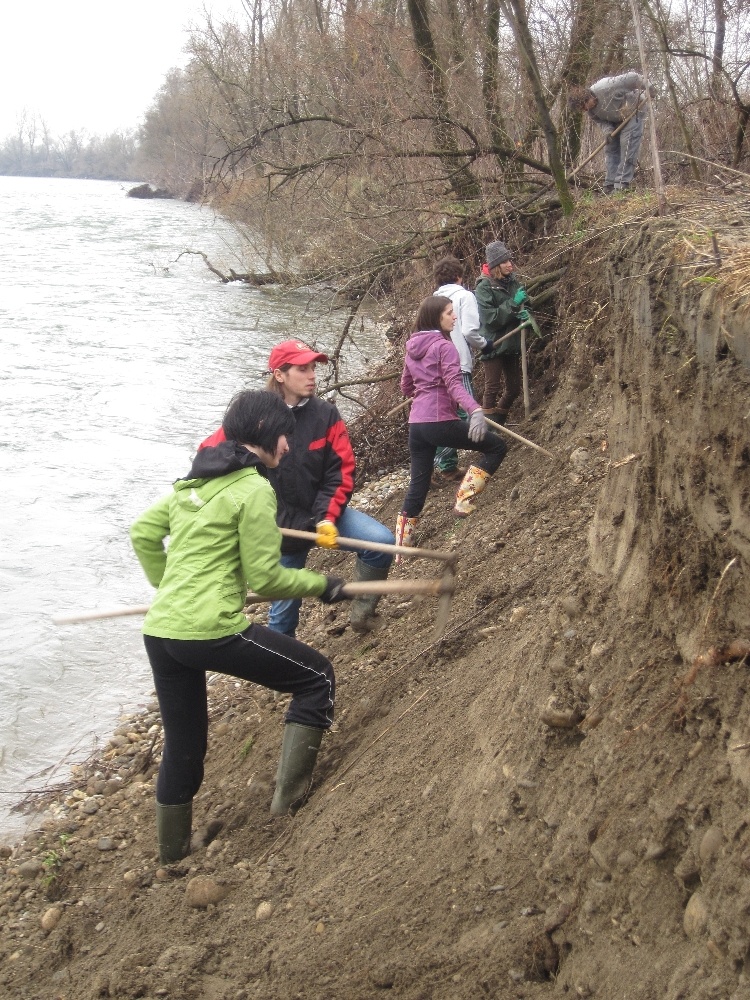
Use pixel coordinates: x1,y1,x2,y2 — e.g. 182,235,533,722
434,282,487,373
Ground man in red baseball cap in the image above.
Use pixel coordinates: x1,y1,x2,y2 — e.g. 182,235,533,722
199,340,394,636
268,340,330,370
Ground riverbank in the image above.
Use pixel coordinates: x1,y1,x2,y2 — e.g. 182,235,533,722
1,187,749,999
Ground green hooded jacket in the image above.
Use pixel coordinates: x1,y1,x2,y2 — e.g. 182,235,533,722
475,272,524,356
130,466,327,640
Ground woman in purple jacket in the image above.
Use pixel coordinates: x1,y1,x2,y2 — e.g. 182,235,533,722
395,295,508,549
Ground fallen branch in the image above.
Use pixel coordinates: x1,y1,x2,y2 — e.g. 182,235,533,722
318,372,400,396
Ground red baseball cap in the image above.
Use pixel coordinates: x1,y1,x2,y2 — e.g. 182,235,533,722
268,340,329,370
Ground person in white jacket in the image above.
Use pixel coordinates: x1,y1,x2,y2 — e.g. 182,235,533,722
431,256,492,484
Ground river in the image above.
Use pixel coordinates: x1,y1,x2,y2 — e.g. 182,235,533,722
0,176,386,842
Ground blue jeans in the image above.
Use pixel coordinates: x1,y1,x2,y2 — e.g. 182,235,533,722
267,507,395,637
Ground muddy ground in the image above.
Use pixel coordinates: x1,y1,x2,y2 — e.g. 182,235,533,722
1,188,749,1000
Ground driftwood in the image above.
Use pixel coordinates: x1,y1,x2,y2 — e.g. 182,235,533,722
175,250,297,285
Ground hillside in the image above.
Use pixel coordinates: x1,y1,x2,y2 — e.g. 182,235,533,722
1,187,749,1000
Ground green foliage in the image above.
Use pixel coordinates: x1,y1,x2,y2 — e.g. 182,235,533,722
41,834,70,886
239,736,255,760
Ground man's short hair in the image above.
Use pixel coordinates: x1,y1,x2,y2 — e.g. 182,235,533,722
433,256,464,286
568,85,595,112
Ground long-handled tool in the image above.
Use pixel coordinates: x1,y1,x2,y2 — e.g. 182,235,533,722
52,577,454,627
484,311,542,351
279,526,456,566
53,529,458,635
485,415,554,459
567,98,647,182
484,312,542,419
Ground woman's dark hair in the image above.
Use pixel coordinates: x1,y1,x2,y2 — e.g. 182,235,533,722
222,390,294,452
414,295,452,335
433,256,464,287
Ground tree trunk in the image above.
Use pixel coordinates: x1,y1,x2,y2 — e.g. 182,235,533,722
482,0,519,176
406,0,481,199
558,0,597,164
500,0,574,213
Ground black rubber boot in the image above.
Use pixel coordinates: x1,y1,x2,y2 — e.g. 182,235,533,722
270,724,324,816
155,801,192,864
349,560,389,633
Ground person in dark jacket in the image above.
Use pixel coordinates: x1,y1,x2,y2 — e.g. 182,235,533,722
131,390,351,864
200,341,395,636
475,240,528,425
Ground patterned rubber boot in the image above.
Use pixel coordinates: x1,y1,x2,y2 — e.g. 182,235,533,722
394,512,419,564
453,466,491,518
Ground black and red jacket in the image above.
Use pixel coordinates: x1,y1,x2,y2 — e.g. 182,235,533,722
199,396,355,554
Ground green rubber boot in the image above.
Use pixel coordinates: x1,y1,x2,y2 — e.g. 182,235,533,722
270,723,325,816
349,560,389,633
155,801,193,865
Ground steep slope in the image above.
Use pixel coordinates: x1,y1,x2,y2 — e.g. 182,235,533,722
1,188,749,1000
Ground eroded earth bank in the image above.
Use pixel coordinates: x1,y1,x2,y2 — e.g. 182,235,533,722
1,190,749,1000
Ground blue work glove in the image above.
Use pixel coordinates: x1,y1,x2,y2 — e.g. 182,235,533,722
320,576,350,604
518,308,530,322
511,288,528,307
480,337,496,357
468,409,488,443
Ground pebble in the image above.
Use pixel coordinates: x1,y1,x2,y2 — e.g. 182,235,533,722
185,876,231,908
683,892,708,938
40,907,63,932
560,596,584,618
255,900,274,921
698,827,723,863
616,850,637,871
541,705,584,729
97,837,116,852
17,860,43,878
569,447,590,471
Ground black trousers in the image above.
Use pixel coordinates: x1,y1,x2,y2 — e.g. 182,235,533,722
144,626,335,805
402,420,507,517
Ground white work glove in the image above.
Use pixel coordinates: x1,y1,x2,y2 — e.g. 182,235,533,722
468,409,488,443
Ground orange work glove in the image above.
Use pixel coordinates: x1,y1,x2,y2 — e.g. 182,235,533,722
315,520,340,549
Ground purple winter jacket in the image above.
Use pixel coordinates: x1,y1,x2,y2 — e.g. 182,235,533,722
401,329,481,423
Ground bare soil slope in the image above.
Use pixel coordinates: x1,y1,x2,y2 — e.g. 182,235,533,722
2,189,749,1000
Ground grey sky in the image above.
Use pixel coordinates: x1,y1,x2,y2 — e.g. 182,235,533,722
1,1,243,139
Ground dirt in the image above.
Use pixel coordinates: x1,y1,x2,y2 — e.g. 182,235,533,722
1,187,749,1000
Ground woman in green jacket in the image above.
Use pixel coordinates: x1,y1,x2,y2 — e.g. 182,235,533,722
130,390,349,864
475,240,528,425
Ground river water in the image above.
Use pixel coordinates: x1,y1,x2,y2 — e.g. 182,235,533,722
0,176,385,842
